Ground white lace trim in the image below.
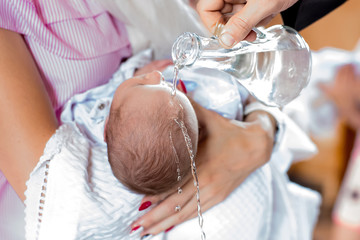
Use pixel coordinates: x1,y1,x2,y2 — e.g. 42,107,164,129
35,160,49,239
25,123,86,240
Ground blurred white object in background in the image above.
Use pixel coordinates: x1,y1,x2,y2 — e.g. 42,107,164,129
284,40,360,139
332,133,360,232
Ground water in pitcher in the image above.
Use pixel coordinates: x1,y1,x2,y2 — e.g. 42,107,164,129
186,47,311,107
171,25,312,107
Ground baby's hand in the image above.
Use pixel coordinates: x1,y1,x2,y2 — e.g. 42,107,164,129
134,59,173,77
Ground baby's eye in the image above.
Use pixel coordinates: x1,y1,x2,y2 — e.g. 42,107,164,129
161,80,172,88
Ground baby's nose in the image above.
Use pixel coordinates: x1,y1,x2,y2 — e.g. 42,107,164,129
145,70,164,84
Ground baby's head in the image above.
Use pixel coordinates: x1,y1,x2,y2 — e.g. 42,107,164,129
105,71,198,195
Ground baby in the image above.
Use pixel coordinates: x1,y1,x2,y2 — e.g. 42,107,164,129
105,71,199,195
105,64,252,195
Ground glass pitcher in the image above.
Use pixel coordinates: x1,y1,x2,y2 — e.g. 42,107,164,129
171,22,312,107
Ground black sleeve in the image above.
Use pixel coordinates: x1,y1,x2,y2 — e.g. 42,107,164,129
281,0,347,31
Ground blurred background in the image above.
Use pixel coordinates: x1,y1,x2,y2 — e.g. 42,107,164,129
268,0,360,239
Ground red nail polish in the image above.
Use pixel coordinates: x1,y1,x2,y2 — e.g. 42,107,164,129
131,225,140,233
179,79,187,94
138,201,152,211
165,226,174,232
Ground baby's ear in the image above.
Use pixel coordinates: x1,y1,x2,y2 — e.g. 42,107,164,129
103,117,109,142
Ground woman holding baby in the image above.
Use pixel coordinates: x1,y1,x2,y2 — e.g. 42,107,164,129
0,0,345,239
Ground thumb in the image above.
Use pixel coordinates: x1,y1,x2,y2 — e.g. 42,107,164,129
219,4,268,48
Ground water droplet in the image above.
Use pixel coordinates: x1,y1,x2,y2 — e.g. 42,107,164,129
175,205,181,212
171,65,180,96
174,118,206,239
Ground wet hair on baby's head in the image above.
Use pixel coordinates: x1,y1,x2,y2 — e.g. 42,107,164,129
106,95,197,195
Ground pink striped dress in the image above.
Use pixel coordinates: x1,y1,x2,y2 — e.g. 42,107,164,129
0,0,132,118
0,0,132,239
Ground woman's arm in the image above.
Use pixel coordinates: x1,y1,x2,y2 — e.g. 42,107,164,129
130,100,276,237
0,28,58,201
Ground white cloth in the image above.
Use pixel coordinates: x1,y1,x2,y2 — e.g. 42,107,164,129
24,50,321,240
24,123,145,240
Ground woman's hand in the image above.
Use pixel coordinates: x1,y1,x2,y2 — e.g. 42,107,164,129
131,100,276,237
196,0,298,47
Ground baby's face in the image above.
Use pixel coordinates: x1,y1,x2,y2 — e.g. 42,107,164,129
111,71,198,131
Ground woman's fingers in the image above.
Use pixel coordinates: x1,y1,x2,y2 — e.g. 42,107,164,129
197,0,226,32
141,193,198,236
132,177,196,232
197,0,267,47
220,0,283,47
139,191,171,211
134,162,221,235
140,167,246,236
134,145,247,236
197,0,298,47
